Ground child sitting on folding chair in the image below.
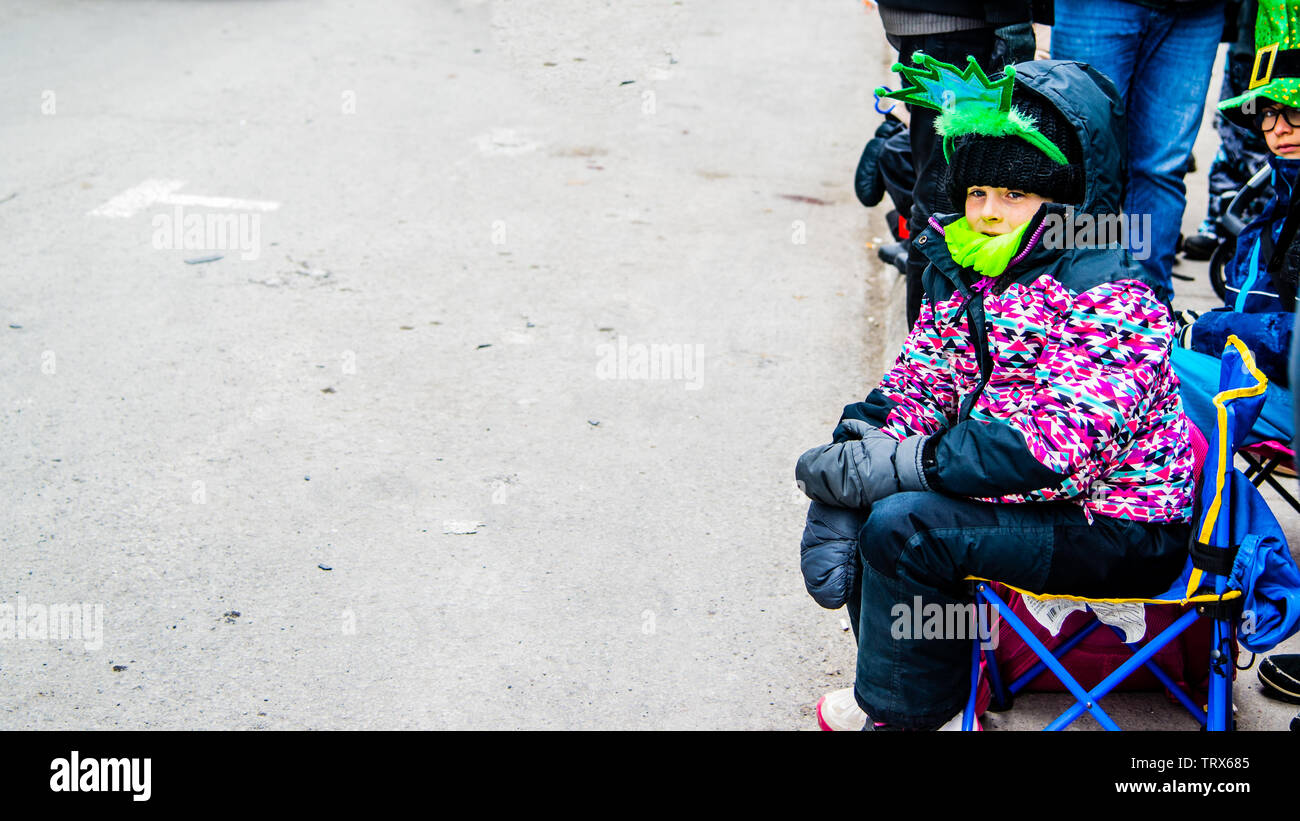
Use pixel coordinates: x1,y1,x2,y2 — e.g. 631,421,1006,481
796,55,1196,731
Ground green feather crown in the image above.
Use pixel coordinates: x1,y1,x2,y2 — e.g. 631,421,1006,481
876,53,1067,166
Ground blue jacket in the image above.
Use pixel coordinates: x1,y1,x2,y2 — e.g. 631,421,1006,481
1191,152,1300,387
1222,152,1300,314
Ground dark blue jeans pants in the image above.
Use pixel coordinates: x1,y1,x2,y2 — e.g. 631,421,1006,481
844,492,1189,729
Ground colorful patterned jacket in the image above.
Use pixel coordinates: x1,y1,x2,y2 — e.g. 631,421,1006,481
843,61,1195,525
845,222,1195,523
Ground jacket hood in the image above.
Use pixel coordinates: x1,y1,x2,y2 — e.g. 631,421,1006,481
915,59,1165,302
1263,150,1300,224
1007,59,1127,216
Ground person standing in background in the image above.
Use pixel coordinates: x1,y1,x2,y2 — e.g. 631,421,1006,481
874,0,1047,329
1051,0,1227,303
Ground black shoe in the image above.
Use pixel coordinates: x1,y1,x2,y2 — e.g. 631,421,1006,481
1182,231,1220,261
877,240,909,275
1259,654,1300,704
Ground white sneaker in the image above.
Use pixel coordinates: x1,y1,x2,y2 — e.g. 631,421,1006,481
816,688,982,731
815,688,867,731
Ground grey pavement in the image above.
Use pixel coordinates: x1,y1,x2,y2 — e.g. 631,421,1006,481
0,1,1296,732
1,0,889,731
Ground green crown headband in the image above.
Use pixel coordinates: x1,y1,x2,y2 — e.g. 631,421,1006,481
876,52,1068,167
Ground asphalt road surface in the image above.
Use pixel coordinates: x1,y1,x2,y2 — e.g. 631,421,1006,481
1,0,893,730
2,0,1296,733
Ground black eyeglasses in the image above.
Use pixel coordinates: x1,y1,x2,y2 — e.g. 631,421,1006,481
1254,104,1300,132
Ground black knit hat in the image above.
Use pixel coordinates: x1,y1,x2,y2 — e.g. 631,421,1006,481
944,86,1084,207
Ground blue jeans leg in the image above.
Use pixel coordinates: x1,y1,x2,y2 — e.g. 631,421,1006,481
1126,3,1224,295
1052,0,1224,299
1051,0,1144,97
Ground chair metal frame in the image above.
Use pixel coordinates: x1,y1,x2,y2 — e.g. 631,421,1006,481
1240,441,1300,514
960,582,1238,730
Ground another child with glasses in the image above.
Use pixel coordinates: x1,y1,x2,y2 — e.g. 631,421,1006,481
1179,4,1300,389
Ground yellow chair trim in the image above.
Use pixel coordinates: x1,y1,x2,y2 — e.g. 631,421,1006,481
1187,335,1267,598
966,576,1243,607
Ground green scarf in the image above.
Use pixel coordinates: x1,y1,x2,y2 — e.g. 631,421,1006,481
943,217,1032,278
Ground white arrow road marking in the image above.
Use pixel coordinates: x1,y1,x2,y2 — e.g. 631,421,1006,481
88,179,184,217
158,193,281,211
89,179,281,218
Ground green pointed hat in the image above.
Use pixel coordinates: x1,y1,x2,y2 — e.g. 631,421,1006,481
1219,0,1300,129
876,52,1069,166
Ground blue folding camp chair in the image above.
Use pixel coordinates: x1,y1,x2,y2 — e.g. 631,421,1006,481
961,337,1300,731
